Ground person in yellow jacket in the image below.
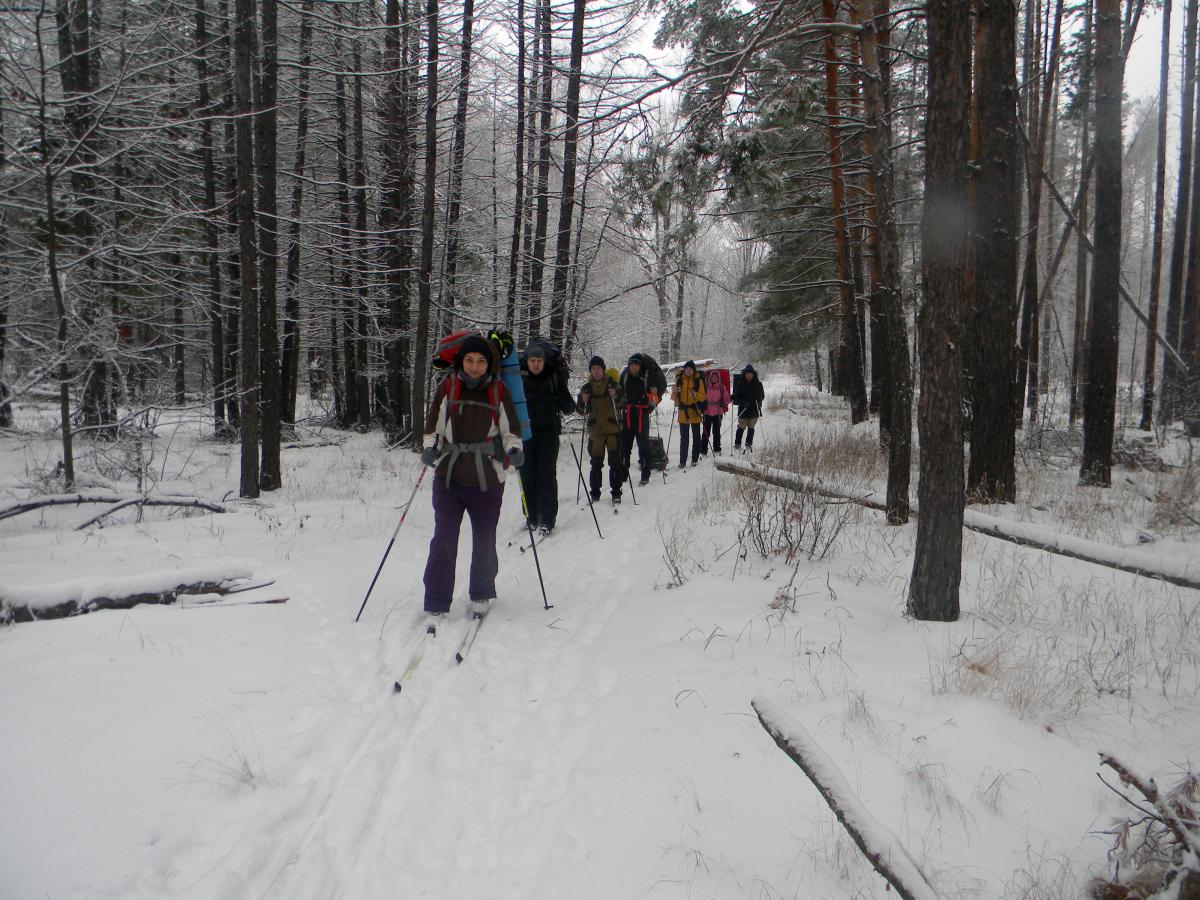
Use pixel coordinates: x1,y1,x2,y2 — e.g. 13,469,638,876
671,360,707,468
576,356,625,504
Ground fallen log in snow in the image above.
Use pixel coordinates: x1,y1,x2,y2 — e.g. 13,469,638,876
752,697,942,900
715,460,1200,591
0,493,225,525
0,565,258,622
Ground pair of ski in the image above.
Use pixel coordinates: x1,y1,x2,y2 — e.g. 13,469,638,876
393,612,486,694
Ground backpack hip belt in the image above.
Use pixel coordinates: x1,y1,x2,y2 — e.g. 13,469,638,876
441,436,505,490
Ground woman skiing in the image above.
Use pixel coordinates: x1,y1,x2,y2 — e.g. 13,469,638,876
419,333,524,621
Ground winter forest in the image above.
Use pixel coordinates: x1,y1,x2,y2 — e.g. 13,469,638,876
3,0,1200,897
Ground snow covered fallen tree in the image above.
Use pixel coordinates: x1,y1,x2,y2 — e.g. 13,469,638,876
752,697,942,900
0,492,226,528
0,565,259,623
716,459,1200,591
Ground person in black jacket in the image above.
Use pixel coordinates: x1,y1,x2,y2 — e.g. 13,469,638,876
732,364,765,452
619,353,660,486
519,342,577,534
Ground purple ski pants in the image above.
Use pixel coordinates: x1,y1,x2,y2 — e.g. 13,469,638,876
423,478,504,614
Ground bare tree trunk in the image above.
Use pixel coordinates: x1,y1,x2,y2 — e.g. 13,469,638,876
35,18,75,486
257,0,281,489
1016,0,1065,425
279,0,312,426
334,62,358,429
966,0,1019,502
548,0,587,345
194,0,228,434
857,0,911,523
1162,0,1196,425
351,36,371,431
1079,0,1123,485
1140,0,1172,430
410,0,439,434
441,0,476,314
1070,2,1093,428
823,0,868,424
233,0,260,498
909,0,970,621
526,0,553,336
55,0,114,434
504,0,528,330
381,0,414,440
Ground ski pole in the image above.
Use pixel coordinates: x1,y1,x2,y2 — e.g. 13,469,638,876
612,396,637,506
355,464,428,622
575,419,586,505
517,477,553,610
568,438,604,538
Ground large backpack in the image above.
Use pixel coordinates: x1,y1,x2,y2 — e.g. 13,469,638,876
431,329,477,372
640,353,668,398
522,336,569,388
646,435,668,472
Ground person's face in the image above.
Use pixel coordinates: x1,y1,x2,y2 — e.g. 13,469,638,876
462,351,489,379
590,364,605,380
745,371,755,381
685,366,695,377
528,356,546,375
629,361,641,375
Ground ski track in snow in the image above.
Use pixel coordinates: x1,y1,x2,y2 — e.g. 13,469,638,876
114,442,656,899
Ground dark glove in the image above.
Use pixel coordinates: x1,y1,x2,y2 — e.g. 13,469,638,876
507,447,525,468
420,446,440,468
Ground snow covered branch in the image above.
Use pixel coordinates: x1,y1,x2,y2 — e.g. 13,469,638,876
0,493,226,526
717,460,1200,591
1099,753,1200,854
752,697,941,900
0,566,258,623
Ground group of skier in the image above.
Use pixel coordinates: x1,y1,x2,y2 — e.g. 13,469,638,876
414,332,765,622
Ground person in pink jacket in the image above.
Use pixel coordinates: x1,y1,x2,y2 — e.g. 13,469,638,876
699,368,731,457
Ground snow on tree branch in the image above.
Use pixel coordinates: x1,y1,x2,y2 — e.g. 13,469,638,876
752,697,942,900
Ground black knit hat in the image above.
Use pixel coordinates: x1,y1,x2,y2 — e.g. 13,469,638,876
454,334,496,370
525,343,546,360
588,355,605,371
684,359,696,371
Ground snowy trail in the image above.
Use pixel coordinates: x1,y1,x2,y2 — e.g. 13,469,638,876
109,440,678,899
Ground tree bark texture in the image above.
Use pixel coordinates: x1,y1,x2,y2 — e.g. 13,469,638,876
1140,0,1172,430
526,0,554,335
280,0,313,426
823,0,868,425
504,0,528,330
441,0,476,316
233,0,260,498
410,0,439,434
856,0,910,523
256,0,281,490
548,0,587,346
909,0,969,622
1079,0,1123,485
381,0,414,439
967,0,1019,502
194,0,228,434
1162,0,1197,425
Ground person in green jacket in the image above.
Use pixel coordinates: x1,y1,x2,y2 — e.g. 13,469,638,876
576,356,625,505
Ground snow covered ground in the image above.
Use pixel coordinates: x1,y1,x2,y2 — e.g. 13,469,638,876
2,378,1198,899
